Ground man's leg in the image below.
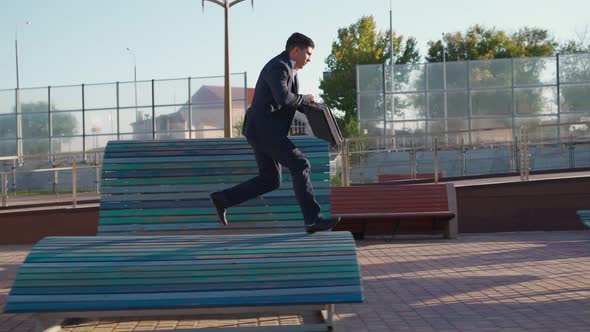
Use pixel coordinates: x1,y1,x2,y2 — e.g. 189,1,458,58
253,137,322,226
211,144,282,225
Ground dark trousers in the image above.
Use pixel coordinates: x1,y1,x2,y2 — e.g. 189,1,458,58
220,136,321,225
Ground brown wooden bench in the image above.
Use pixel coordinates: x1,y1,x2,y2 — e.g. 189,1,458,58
377,173,445,183
331,183,458,239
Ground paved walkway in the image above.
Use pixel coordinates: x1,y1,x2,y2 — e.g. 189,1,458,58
1,231,589,331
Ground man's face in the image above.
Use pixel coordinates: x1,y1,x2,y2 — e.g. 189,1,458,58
293,46,313,70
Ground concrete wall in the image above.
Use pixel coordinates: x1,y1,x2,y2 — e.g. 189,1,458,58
456,177,590,233
1,175,589,244
0,206,98,244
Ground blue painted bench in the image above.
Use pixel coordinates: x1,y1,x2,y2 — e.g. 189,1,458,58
576,210,590,229
5,137,363,332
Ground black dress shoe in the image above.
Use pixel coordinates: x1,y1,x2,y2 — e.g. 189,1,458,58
210,192,228,226
306,217,341,234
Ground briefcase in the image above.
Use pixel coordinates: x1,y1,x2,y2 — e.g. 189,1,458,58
302,103,343,148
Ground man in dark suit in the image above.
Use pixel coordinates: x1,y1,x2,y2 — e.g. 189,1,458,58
210,32,340,234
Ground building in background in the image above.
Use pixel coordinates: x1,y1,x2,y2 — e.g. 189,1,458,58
130,85,312,139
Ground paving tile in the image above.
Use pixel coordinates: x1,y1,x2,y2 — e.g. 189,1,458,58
1,231,589,331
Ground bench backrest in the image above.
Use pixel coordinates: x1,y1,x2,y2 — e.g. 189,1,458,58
331,183,454,214
377,173,445,183
98,137,331,235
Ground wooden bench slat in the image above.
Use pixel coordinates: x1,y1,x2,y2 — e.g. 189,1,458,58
105,138,327,147
102,154,328,165
104,146,329,158
13,279,361,298
7,293,363,313
100,189,331,202
101,158,329,171
100,182,331,194
9,285,363,303
98,214,303,225
14,265,360,283
24,246,355,262
98,204,331,217
103,165,330,177
333,211,456,219
100,196,330,210
20,255,358,268
100,173,329,187
18,258,357,274
13,270,361,288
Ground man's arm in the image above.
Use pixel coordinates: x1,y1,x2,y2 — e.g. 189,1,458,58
266,64,313,110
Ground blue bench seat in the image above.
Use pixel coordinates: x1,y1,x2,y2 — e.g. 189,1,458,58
5,137,363,332
576,210,590,229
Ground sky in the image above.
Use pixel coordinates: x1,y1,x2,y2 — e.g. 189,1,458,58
1,0,589,100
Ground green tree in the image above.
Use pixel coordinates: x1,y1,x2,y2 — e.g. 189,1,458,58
559,26,590,54
0,101,78,155
319,15,420,137
426,25,556,62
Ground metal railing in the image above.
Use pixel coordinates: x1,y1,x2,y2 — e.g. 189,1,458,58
337,122,590,185
3,123,590,207
1,150,103,208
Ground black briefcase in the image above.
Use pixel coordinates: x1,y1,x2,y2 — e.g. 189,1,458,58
302,103,343,148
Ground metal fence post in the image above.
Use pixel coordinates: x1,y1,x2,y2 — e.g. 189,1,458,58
12,159,16,196
434,138,439,184
1,172,6,207
72,160,77,208
460,137,466,176
569,135,575,168
53,168,59,197
95,166,100,193
188,77,193,138
519,126,530,181
151,79,156,140
341,139,349,186
359,139,365,184
511,136,518,173
410,140,416,178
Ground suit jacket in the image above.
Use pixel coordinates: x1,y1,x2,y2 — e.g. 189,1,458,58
242,51,310,140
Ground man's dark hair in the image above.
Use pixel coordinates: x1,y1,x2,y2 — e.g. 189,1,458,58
286,32,315,51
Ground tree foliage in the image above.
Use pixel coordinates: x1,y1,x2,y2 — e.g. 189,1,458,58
319,15,420,137
559,25,590,54
0,101,78,155
426,25,557,62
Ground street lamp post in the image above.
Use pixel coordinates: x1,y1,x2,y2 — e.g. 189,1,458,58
389,0,395,149
126,48,139,122
15,21,30,160
202,0,253,138
442,32,448,145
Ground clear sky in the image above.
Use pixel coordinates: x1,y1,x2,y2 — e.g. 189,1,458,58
1,0,588,99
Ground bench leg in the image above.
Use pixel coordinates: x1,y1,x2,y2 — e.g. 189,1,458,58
388,220,401,241
34,315,63,332
321,304,335,329
444,216,458,239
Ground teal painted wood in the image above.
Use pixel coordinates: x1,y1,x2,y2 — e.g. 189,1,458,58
5,232,363,313
98,137,331,235
576,210,590,228
5,137,364,320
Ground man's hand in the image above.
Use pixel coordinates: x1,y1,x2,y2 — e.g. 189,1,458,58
302,94,317,106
